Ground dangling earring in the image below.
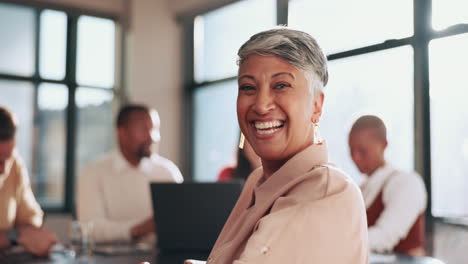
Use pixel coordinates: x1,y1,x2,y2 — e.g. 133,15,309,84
239,133,245,149
312,123,323,145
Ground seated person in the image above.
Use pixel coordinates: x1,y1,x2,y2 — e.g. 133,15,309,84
218,138,261,182
348,115,427,256
0,106,57,256
77,104,183,243
189,28,368,264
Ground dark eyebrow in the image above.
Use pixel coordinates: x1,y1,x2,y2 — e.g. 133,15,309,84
238,74,255,81
272,72,295,79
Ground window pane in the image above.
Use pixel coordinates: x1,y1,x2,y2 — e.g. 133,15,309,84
429,34,468,217
288,0,413,54
0,3,35,76
194,81,238,182
76,87,114,174
40,10,67,80
35,83,68,207
321,46,414,182
77,16,115,88
432,0,468,30
194,0,276,82
0,80,34,171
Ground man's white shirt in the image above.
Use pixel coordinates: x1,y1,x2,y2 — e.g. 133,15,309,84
360,164,427,252
77,150,183,242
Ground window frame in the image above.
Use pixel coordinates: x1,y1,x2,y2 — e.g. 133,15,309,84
0,0,124,213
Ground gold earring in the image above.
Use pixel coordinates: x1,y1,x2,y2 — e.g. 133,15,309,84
239,133,245,149
312,123,323,145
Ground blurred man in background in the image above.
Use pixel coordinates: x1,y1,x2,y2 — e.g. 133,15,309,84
77,104,183,243
349,115,427,256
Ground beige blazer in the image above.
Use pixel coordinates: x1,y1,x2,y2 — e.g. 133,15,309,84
207,143,369,264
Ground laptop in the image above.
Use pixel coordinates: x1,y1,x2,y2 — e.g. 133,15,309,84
150,182,243,255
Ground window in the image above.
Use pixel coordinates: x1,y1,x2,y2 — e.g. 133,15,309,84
432,0,468,30
0,4,35,76
40,10,67,80
194,0,276,82
192,0,276,181
323,47,414,182
187,0,468,222
288,0,413,54
77,16,116,88
0,3,119,211
76,87,114,173
429,33,468,217
194,81,238,181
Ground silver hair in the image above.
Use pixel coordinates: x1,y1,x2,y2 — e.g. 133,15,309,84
237,28,328,95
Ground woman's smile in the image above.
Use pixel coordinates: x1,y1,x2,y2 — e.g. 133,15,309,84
250,119,286,138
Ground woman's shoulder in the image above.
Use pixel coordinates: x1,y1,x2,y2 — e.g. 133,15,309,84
289,164,362,203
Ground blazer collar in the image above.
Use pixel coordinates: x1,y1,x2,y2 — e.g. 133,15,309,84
253,142,329,206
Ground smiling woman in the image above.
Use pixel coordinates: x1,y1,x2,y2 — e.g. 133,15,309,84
198,28,369,264
237,54,322,177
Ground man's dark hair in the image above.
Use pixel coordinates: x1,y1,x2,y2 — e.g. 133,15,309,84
116,104,150,128
0,106,16,140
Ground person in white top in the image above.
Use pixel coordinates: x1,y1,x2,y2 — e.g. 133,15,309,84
348,115,427,256
77,104,183,243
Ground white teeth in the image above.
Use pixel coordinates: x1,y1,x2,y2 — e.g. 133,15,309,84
252,121,284,136
254,120,284,129
257,128,280,135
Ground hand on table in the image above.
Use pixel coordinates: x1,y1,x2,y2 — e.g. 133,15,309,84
17,225,58,256
130,217,155,241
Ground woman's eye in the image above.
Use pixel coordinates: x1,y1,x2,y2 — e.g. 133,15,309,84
239,85,255,91
274,83,290,89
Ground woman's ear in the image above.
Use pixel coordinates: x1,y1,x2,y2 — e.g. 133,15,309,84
311,92,325,123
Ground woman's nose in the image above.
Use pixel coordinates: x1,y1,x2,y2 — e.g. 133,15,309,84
252,90,275,115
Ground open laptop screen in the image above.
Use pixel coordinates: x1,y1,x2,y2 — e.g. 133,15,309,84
150,182,243,253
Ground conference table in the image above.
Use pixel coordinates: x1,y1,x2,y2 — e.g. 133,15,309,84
0,247,445,264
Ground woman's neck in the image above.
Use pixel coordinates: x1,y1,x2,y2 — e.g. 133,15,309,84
261,159,287,180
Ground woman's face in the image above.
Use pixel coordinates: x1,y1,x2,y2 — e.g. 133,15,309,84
237,54,324,163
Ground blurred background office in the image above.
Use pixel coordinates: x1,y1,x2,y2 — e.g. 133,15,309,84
0,0,467,263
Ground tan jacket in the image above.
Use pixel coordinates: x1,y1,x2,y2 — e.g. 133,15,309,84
0,154,43,229
207,144,369,264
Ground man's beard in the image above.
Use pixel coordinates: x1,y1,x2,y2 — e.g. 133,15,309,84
136,142,152,159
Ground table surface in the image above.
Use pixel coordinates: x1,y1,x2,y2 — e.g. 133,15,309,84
0,248,445,264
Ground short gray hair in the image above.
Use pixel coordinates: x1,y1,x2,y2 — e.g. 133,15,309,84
237,28,328,94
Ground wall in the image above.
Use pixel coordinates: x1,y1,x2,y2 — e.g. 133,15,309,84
127,0,182,169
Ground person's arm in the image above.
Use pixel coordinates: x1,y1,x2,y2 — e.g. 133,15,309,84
164,160,184,183
77,168,140,242
234,181,369,264
14,160,43,228
368,173,427,252
151,157,184,183
13,159,58,255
